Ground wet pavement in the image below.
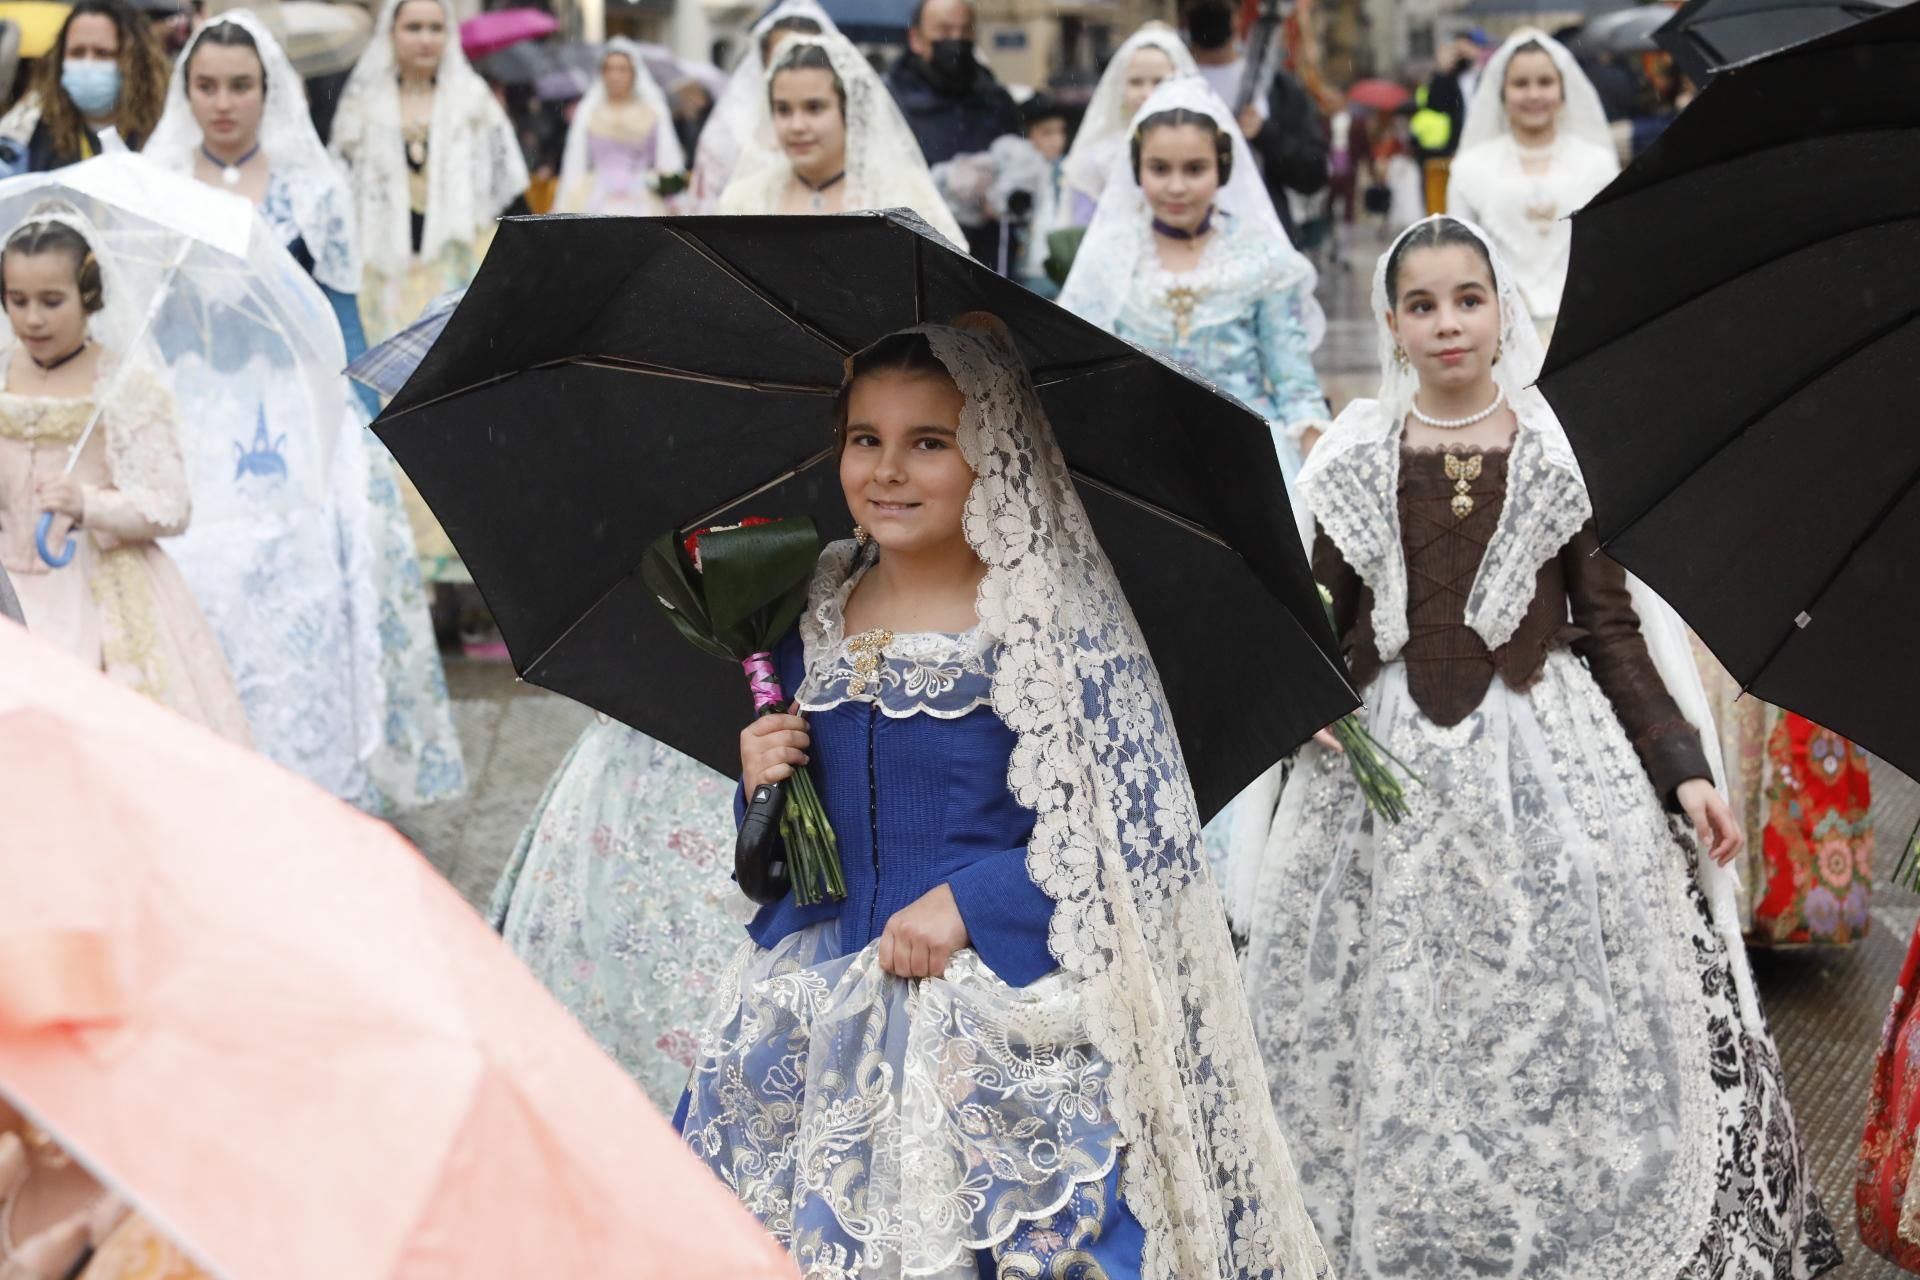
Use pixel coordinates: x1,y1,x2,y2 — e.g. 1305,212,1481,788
392,226,1919,1276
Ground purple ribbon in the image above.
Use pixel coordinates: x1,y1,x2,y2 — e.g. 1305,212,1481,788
742,652,785,713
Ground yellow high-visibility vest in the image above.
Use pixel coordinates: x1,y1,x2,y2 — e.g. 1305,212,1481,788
1410,84,1452,152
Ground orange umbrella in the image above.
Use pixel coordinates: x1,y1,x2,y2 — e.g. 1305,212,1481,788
0,619,795,1280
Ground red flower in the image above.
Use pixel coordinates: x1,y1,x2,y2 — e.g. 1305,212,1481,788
682,516,779,572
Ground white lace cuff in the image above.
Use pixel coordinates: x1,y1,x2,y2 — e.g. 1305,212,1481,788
1280,415,1334,445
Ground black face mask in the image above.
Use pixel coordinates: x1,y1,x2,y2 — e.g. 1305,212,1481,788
924,38,979,94
1186,2,1234,50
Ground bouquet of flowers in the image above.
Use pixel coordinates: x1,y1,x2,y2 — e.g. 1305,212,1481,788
1319,584,1419,823
641,516,845,905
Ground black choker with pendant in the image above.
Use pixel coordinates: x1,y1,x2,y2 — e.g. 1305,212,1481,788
30,340,87,373
1151,206,1217,240
796,169,846,210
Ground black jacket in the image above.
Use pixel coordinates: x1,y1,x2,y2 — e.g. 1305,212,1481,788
1250,69,1328,240
884,51,1020,168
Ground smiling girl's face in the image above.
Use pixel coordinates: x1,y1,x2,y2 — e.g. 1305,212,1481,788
838,367,973,559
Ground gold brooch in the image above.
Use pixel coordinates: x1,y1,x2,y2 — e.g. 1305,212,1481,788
1444,452,1483,520
845,628,895,697
1165,285,1204,344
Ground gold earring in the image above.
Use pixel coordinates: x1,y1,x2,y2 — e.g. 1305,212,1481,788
1393,346,1409,367
1491,339,1502,366
853,524,870,546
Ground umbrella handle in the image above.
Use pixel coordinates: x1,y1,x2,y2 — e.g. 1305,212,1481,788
734,782,792,905
35,511,75,568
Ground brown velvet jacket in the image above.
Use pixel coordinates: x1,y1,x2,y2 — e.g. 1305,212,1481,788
1316,446,1712,802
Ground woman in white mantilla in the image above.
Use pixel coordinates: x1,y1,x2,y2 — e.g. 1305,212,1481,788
677,315,1328,1280
328,0,527,345
1444,28,1618,339
688,0,835,213
555,38,687,216
1233,215,1840,1279
1059,77,1329,502
715,30,966,248
329,0,526,583
1059,23,1194,226
147,9,466,811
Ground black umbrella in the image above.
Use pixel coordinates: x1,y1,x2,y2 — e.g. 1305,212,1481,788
373,210,1355,820
1653,0,1906,84
1538,2,1920,778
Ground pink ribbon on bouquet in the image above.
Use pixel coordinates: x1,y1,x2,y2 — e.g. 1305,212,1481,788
742,653,784,713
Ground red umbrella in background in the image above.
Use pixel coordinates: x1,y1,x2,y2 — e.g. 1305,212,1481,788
1347,77,1412,111
0,619,799,1280
460,7,557,60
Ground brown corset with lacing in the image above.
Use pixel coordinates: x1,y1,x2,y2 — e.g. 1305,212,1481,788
1315,444,1711,802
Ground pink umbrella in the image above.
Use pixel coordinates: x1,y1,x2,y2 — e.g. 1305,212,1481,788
0,619,797,1280
1347,77,1412,111
460,7,558,60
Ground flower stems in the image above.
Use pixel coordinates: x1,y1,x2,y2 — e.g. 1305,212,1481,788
1319,582,1420,824
779,763,846,906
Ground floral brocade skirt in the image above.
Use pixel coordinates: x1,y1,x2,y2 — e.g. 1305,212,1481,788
679,922,1145,1280
1243,654,1840,1279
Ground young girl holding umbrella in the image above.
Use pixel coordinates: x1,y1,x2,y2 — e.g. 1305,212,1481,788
677,314,1329,1279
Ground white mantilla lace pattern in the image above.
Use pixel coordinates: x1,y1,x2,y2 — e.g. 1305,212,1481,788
1238,216,1837,1279
684,318,1328,1279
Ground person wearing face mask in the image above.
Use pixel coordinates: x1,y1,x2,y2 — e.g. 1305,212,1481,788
0,0,169,171
1443,29,1618,341
883,0,1019,261
1181,0,1326,242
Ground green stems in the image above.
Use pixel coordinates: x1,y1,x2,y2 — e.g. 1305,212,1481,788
780,763,846,906
1319,582,1420,824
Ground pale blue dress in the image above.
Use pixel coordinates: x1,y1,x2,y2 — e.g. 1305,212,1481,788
489,717,747,1109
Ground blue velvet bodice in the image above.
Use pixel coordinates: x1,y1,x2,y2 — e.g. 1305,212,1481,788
744,621,1057,987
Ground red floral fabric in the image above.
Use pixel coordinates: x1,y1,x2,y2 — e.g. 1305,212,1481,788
1751,714,1873,946
1858,919,1920,1267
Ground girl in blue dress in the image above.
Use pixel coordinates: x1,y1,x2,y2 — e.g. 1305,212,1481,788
677,315,1328,1280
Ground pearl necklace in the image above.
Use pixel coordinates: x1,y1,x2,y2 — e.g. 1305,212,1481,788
1410,386,1504,430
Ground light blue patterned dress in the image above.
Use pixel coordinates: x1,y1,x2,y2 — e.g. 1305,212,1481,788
1110,213,1330,494
262,167,468,811
1109,213,1329,881
489,718,748,1109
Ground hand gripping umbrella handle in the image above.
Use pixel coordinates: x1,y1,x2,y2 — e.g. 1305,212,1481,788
35,241,194,570
735,782,792,905
35,511,75,568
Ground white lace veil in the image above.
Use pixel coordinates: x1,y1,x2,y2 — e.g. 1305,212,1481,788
689,0,837,213
1455,27,1613,155
555,37,686,210
327,0,528,276
1057,75,1322,346
721,31,967,248
145,10,362,294
1060,23,1195,205
1296,215,1762,1031
897,313,1331,1279
4,204,152,364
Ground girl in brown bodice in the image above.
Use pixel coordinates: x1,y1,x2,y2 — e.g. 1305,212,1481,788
1235,216,1841,1280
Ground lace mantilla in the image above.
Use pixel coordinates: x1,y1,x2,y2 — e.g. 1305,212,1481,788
927,320,1327,1278
328,0,528,275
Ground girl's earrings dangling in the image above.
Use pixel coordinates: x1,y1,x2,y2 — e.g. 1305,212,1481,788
1393,346,1409,368
1492,339,1503,367
853,524,870,547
